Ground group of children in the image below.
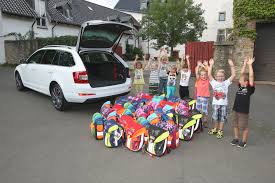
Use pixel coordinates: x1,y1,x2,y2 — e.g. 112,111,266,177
132,49,255,148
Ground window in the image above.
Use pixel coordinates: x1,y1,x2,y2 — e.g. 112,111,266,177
41,50,57,65
51,52,60,65
59,52,75,67
56,4,72,19
80,52,118,65
27,50,45,64
217,29,225,42
216,28,233,42
36,16,47,27
218,12,226,21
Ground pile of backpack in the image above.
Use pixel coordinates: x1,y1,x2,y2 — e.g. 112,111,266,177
90,93,203,157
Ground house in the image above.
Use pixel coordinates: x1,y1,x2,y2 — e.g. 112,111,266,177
0,0,140,64
114,0,234,57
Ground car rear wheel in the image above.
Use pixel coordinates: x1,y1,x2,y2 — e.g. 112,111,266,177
15,72,25,91
50,83,70,111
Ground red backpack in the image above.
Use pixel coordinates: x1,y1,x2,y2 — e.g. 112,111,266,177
119,115,147,152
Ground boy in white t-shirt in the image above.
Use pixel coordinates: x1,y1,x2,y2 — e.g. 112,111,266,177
179,55,191,99
208,58,236,139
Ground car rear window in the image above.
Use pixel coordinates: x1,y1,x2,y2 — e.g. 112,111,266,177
59,52,75,67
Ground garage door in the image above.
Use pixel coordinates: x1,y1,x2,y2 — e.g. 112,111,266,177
254,23,275,81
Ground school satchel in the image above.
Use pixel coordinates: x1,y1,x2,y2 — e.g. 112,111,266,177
103,119,124,148
177,116,197,141
90,113,105,140
119,115,147,152
156,118,179,150
184,98,197,111
191,109,203,133
144,124,170,157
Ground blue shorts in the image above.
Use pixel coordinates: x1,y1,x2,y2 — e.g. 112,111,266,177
196,97,209,114
212,105,228,123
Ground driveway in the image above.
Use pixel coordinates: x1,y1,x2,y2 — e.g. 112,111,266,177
0,66,275,183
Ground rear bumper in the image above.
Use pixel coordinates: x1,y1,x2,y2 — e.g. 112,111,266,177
84,91,130,103
63,80,132,103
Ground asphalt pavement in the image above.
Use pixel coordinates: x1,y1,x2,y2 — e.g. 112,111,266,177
0,66,275,183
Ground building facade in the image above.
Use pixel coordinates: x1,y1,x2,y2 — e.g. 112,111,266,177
0,0,140,64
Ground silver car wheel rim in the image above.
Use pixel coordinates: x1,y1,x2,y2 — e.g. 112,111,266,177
51,87,62,108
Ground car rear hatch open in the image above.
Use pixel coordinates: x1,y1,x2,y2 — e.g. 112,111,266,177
76,21,134,88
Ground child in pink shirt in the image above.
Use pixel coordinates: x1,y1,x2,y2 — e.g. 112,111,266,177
195,61,210,128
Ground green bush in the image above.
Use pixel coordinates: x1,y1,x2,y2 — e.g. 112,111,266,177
124,44,143,60
36,36,78,48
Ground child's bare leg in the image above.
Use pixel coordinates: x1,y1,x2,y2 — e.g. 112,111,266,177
233,127,240,139
219,122,224,130
203,114,208,128
213,121,219,129
242,128,249,142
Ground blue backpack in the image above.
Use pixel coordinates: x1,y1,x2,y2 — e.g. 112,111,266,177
103,119,124,148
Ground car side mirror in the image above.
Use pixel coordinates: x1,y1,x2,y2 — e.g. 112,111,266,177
19,59,26,64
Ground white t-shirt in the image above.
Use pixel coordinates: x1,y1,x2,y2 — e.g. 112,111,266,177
167,72,177,86
210,79,232,106
180,70,191,86
159,63,168,78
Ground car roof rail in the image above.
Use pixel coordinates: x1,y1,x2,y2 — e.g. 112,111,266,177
43,45,72,49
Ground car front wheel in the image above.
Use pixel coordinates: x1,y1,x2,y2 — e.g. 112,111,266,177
50,83,70,111
15,72,25,91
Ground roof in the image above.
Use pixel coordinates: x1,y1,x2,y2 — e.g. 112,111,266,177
0,0,37,18
47,0,140,28
114,0,141,13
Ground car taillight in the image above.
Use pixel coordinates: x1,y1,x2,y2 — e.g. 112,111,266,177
73,71,89,84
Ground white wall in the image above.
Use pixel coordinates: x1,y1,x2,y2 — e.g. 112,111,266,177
34,0,46,16
1,15,34,39
0,12,80,63
0,14,35,64
53,24,79,37
194,0,233,41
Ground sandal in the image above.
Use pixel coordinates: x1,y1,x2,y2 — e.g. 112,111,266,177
216,130,224,139
208,128,217,135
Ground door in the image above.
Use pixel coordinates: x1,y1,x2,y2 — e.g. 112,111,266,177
76,20,134,53
38,50,59,93
254,23,275,81
23,50,45,89
185,42,214,73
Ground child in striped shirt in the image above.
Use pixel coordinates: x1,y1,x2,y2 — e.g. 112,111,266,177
146,58,159,95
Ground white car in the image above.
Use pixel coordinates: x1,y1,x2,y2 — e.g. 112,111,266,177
14,21,133,111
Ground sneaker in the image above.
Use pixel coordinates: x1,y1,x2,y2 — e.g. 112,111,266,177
230,139,239,146
208,128,217,135
238,141,247,148
216,130,224,139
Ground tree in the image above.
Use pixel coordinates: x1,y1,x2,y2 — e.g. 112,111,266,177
140,0,207,53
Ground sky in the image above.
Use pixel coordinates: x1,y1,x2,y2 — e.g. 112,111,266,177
86,0,119,9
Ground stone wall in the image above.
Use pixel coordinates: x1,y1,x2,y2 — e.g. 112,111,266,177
232,37,254,78
213,42,234,78
232,21,256,79
5,40,39,64
213,38,255,80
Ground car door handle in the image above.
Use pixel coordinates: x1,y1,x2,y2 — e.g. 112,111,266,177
31,69,37,71
48,72,53,74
